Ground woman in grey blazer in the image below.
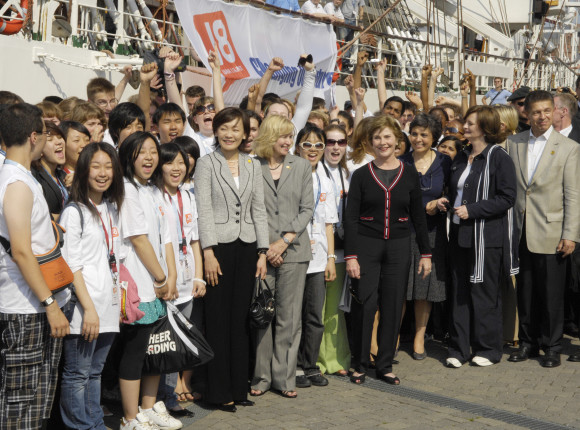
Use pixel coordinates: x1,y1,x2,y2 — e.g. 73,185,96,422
250,115,314,399
195,108,268,411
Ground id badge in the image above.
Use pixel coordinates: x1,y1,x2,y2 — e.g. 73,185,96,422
112,281,120,307
310,239,316,255
183,258,193,282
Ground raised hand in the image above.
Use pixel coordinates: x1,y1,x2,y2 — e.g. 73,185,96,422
354,87,366,103
422,64,433,79
375,58,387,74
208,46,221,71
248,84,259,102
164,52,183,73
344,74,354,92
356,50,369,67
140,62,158,84
405,91,423,108
269,57,284,72
299,54,315,71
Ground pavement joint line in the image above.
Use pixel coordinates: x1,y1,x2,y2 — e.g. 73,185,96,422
328,374,575,430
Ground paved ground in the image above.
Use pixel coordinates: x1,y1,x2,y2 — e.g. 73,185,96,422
105,336,580,429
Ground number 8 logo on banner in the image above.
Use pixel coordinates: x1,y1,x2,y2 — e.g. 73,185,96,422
194,11,250,86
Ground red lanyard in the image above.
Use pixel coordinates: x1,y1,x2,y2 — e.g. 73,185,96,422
91,200,117,275
165,189,187,255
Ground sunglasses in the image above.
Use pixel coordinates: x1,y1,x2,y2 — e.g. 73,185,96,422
300,141,325,150
444,127,460,134
516,101,525,107
195,104,216,115
326,138,348,146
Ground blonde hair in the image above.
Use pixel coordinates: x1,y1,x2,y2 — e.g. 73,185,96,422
253,115,294,160
71,102,107,127
281,99,296,118
348,116,375,164
493,104,518,135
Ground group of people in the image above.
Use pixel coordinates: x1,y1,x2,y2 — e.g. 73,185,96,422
0,39,579,430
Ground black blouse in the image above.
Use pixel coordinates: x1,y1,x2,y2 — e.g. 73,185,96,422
344,161,432,260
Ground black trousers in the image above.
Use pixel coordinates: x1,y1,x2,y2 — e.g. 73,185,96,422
298,272,326,375
448,225,503,363
350,235,410,375
204,240,256,404
516,230,567,352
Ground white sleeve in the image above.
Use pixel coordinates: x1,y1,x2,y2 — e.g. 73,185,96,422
292,69,316,133
301,1,316,13
189,192,199,241
60,205,85,273
121,183,149,238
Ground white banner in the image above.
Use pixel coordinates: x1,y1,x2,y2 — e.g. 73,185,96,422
174,0,337,106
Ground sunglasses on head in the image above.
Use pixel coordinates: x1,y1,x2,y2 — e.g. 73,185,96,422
299,141,325,150
195,104,216,115
326,138,348,146
444,127,460,134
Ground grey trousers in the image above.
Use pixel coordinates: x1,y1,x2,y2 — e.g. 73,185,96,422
252,262,308,392
298,272,326,375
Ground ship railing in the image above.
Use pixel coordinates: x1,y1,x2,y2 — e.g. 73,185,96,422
21,0,578,87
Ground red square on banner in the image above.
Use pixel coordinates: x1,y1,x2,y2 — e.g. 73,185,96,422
193,11,250,82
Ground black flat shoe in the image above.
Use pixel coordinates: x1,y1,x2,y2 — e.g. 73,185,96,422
218,403,237,413
567,352,580,362
377,373,400,385
169,408,195,418
349,373,365,384
234,400,255,407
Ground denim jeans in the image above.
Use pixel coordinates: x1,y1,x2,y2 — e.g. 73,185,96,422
60,332,116,430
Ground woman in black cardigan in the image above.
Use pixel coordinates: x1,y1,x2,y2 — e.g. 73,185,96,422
436,105,518,368
344,115,432,385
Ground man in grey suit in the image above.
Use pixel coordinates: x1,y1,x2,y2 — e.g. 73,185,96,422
506,90,580,368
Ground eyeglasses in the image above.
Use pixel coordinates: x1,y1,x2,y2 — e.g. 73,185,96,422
299,141,325,150
326,138,348,147
95,98,118,109
444,127,460,134
195,104,216,115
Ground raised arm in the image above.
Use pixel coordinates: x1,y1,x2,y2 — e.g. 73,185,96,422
353,51,369,92
405,91,423,111
115,65,133,102
138,62,158,131
164,52,186,110
353,87,366,129
420,64,432,111
428,67,444,110
292,55,316,132
376,58,387,111
256,57,285,114
208,47,225,113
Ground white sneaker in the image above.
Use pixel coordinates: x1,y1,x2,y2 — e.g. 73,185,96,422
140,402,183,430
472,356,494,367
446,357,462,368
120,412,158,430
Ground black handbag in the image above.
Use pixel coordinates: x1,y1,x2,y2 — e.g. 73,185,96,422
143,302,214,375
249,278,275,329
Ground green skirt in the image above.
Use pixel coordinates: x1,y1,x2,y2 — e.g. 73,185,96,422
317,263,351,374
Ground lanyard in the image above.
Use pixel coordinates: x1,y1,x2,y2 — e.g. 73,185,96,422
312,172,321,225
165,189,187,255
42,166,68,206
91,200,117,276
322,161,347,224
63,167,73,175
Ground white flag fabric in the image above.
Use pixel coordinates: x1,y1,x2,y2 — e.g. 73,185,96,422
174,0,338,105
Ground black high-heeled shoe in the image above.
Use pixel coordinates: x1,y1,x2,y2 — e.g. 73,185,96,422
349,373,366,384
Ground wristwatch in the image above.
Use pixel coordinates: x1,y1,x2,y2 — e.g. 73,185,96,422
282,236,292,245
327,254,338,260
41,295,55,307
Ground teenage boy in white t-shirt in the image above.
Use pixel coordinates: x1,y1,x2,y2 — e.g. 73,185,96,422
0,103,71,429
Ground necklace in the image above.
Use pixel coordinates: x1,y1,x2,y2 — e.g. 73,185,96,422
269,163,282,170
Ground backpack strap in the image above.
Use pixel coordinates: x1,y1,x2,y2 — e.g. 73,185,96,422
63,202,84,237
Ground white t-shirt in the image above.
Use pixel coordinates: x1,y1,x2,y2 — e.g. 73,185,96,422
183,123,215,158
161,188,199,305
453,163,472,224
321,163,350,262
120,179,172,303
0,162,70,313
307,169,339,274
103,128,115,147
346,152,374,172
324,2,344,19
302,0,326,15
60,201,121,333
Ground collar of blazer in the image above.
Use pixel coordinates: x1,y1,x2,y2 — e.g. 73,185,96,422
512,129,561,187
212,149,251,198
259,155,296,192
35,165,63,199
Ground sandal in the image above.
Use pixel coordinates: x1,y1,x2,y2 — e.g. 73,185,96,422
279,390,297,398
250,389,267,397
378,373,400,385
349,373,366,384
333,370,348,377
176,393,188,403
